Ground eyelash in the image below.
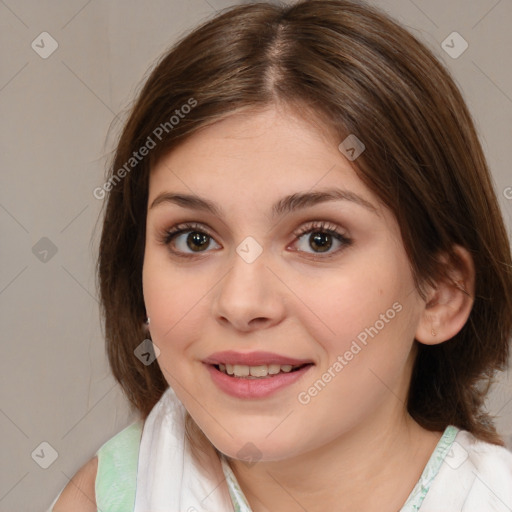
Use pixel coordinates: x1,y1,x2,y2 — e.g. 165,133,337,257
158,221,352,259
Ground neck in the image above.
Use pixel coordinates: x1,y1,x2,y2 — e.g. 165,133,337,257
227,409,442,512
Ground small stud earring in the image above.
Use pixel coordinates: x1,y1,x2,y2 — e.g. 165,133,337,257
430,315,437,337
145,317,150,325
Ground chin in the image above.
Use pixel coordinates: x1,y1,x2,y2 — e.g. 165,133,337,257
206,429,302,464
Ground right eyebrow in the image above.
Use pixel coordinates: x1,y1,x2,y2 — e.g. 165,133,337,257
150,192,222,216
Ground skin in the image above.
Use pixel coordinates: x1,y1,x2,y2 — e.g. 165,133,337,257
52,457,97,511
54,105,475,511
141,106,475,512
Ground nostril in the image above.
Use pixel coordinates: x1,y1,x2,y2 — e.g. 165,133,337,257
248,317,270,326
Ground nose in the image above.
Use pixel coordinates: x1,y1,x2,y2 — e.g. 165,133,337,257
211,247,286,332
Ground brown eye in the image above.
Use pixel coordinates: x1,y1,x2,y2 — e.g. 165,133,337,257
162,222,221,256
308,232,333,252
291,221,351,256
186,231,211,252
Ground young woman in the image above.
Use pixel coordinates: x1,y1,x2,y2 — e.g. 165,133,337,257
50,1,512,510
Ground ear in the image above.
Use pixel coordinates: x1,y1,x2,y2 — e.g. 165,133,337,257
415,245,475,346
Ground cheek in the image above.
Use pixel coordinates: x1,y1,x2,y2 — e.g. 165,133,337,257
293,241,420,376
298,260,403,346
142,253,209,356
293,274,418,434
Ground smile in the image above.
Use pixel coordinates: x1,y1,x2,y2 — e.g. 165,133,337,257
203,352,314,399
215,363,310,378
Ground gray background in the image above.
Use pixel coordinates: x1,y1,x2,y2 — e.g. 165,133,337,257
1,0,511,510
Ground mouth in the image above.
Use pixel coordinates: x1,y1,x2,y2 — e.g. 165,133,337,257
204,356,314,399
212,362,313,379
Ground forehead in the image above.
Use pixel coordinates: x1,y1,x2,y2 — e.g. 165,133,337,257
148,108,374,206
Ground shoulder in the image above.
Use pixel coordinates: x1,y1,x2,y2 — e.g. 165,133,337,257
50,422,143,512
94,422,143,511
451,431,512,508
52,457,98,512
96,421,143,458
422,429,512,510
456,430,512,480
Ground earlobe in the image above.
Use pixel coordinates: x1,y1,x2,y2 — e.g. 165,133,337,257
415,245,475,346
143,316,151,335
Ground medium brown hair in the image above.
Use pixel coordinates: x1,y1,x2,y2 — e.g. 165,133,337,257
96,0,512,445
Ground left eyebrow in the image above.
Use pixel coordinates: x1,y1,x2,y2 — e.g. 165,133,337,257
149,187,379,218
271,189,379,218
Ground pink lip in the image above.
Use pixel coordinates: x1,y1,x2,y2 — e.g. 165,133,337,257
203,350,313,366
204,363,313,399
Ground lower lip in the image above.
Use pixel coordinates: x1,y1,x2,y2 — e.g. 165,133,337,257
204,363,313,399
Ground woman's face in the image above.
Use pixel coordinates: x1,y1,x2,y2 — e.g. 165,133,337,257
143,107,426,461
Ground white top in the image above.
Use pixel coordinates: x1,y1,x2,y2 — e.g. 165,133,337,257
135,387,512,512
48,386,512,511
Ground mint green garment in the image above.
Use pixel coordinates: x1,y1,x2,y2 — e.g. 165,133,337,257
94,422,458,511
94,421,143,512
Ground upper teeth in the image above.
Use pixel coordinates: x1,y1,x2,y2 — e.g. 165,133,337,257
219,363,296,378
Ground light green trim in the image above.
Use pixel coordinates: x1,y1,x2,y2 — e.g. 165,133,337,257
219,425,460,512
220,455,253,512
400,425,459,511
95,421,143,512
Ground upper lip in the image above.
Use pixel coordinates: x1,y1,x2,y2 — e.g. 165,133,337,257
203,351,313,367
